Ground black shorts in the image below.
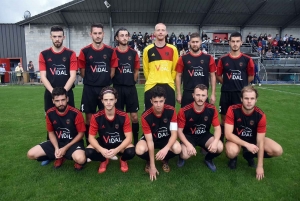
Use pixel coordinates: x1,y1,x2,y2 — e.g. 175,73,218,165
44,89,74,112
144,84,175,110
181,90,209,108
219,91,241,115
80,85,104,113
39,140,84,160
185,132,213,148
96,137,122,150
29,73,35,79
114,85,139,113
140,135,170,149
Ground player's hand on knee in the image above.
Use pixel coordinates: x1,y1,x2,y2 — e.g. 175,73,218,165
246,143,259,154
149,167,159,181
208,141,218,153
256,166,264,180
107,149,118,158
186,144,196,156
156,147,168,160
55,149,62,158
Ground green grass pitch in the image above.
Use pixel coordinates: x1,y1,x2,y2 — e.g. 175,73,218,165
0,84,299,200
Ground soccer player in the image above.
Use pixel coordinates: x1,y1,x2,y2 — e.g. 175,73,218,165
27,87,86,170
143,23,179,110
85,87,135,173
39,25,77,165
78,23,118,145
177,84,223,171
112,27,140,145
216,32,255,141
176,32,216,108
135,86,181,181
225,86,283,180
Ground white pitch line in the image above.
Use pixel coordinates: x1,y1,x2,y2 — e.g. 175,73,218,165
260,87,300,96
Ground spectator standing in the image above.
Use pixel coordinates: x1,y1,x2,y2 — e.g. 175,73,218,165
15,63,24,85
0,64,6,84
28,61,35,85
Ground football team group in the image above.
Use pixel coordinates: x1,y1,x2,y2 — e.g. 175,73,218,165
26,23,283,181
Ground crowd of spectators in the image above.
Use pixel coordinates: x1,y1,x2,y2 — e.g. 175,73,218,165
246,32,300,58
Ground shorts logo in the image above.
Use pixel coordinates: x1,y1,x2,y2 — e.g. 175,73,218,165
200,60,204,64
115,124,119,129
204,116,208,121
103,54,107,59
163,118,168,123
66,119,70,124
250,120,254,125
239,62,243,67
128,56,132,60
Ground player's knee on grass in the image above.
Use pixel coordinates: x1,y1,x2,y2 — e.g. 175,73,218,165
225,142,240,158
72,150,86,164
264,137,283,157
170,141,182,154
135,140,148,155
217,140,224,153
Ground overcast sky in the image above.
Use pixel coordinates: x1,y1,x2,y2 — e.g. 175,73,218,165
0,0,73,23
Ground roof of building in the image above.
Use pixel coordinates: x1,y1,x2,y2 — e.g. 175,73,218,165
16,0,300,28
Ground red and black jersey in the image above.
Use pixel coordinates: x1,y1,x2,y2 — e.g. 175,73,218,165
225,104,266,143
178,102,220,136
176,52,216,91
112,47,140,86
39,47,77,88
141,104,177,143
217,53,254,92
89,108,131,146
46,105,85,144
78,44,118,86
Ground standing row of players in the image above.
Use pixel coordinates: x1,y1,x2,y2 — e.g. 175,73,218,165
27,23,282,181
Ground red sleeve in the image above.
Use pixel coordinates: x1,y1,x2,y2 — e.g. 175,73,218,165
123,114,132,133
141,116,151,134
78,50,86,69
171,109,177,122
46,114,53,132
75,112,86,132
70,52,78,71
177,108,186,128
175,57,184,73
110,50,118,68
216,59,223,76
39,53,46,71
257,113,267,133
247,58,255,76
89,115,99,136
209,56,217,73
134,53,140,69
212,107,220,127
225,106,234,125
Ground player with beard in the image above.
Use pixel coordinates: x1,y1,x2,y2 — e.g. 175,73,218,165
176,32,217,108
78,23,118,146
216,32,255,142
111,28,140,145
27,87,86,170
39,25,77,165
225,86,283,180
85,86,135,173
136,86,181,181
177,84,223,171
143,23,179,110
